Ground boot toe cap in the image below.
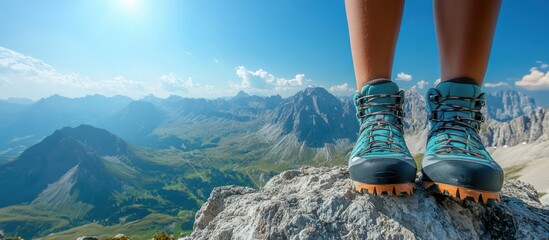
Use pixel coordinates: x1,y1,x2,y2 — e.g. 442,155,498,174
422,156,504,192
349,156,417,185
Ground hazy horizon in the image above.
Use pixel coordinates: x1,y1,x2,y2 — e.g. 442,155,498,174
2,86,549,107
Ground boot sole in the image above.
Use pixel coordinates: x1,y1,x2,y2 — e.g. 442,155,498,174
353,182,415,196
423,181,501,204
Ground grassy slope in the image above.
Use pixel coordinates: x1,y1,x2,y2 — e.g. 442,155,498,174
0,141,253,239
39,213,192,240
0,205,71,239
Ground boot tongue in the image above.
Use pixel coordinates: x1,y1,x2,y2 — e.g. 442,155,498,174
356,79,400,116
360,79,400,96
436,81,482,105
431,81,484,131
354,79,403,153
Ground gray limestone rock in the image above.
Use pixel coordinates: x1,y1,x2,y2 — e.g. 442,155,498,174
270,87,358,148
76,237,99,240
481,108,548,147
184,166,549,240
486,90,540,122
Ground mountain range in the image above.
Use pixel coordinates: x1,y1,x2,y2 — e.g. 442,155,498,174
0,87,547,239
1,87,545,163
0,125,253,239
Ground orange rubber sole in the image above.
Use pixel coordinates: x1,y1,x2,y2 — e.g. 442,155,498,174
423,181,501,204
354,182,415,196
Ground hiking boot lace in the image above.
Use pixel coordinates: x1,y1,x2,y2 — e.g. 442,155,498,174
355,93,406,154
428,95,487,159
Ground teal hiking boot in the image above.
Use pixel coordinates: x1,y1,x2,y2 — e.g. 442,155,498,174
422,79,503,203
349,79,416,196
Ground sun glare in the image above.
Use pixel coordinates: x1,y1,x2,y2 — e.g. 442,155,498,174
117,0,142,14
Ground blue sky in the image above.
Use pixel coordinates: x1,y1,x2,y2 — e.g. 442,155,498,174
0,0,548,103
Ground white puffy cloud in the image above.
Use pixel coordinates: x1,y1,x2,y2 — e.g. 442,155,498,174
156,73,218,98
232,66,310,96
484,81,509,88
0,46,220,99
0,46,81,86
417,80,429,89
0,46,107,99
535,61,548,69
235,66,274,89
159,73,195,90
329,83,355,95
515,67,549,90
395,72,412,81
276,74,305,91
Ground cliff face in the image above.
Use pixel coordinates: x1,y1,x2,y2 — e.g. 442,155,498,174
184,167,549,240
485,90,540,122
270,87,358,148
481,108,549,147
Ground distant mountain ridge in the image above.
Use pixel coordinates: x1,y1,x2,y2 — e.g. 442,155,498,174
0,94,133,162
0,88,545,163
270,87,357,147
486,90,541,121
102,100,168,145
0,97,34,105
481,108,549,146
0,125,128,209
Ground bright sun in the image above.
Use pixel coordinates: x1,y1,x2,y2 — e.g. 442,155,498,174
117,0,142,14
121,0,137,6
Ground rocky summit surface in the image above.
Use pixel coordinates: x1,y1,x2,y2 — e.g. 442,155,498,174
184,166,549,240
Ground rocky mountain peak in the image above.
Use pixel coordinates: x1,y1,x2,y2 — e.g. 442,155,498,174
481,107,549,146
58,124,129,156
284,87,340,111
185,166,549,240
233,90,251,99
403,88,427,131
300,86,332,96
271,87,357,147
486,89,540,121
165,95,185,103
0,125,123,208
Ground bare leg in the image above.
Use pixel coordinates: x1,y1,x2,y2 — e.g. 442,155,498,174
435,0,501,85
345,0,404,90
